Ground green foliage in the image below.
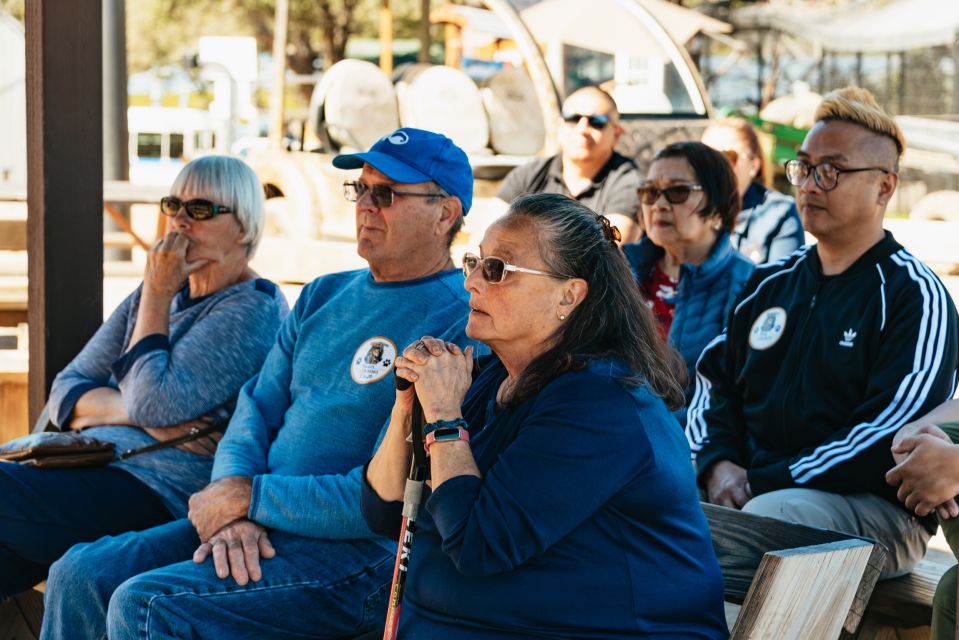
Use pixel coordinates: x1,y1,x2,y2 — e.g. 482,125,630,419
0,0,24,21
127,0,257,72
127,0,432,73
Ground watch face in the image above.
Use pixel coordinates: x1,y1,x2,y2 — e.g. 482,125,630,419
432,427,463,441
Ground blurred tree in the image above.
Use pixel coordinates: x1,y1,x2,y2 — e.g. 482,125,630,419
0,0,24,21
127,0,430,74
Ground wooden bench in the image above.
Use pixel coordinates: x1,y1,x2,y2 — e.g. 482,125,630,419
863,546,956,635
703,503,885,638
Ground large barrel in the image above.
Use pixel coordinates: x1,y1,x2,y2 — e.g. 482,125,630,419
394,64,490,154
480,67,545,156
308,59,399,153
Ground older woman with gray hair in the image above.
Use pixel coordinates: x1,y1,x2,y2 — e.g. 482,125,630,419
363,193,727,639
0,155,288,602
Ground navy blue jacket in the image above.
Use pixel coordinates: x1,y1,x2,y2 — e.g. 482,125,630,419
623,234,755,421
732,182,805,264
362,357,728,639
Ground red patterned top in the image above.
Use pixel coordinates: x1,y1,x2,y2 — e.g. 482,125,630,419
641,264,678,340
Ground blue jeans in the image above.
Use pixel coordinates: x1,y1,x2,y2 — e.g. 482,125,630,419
0,461,171,600
43,519,394,640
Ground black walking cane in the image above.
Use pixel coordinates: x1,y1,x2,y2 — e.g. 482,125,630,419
383,373,428,640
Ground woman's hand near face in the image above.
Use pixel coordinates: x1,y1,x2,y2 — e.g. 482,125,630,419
396,336,474,423
129,232,211,347
143,231,210,298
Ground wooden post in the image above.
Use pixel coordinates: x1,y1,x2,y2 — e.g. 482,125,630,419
755,32,765,109
25,0,104,426
380,0,393,75
761,35,781,109
855,52,863,87
817,51,826,94
103,0,130,262
899,51,907,114
952,30,959,114
444,23,463,69
268,0,289,150
418,0,430,63
886,52,894,106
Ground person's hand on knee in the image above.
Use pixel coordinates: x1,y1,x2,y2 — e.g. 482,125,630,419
891,420,952,465
193,519,275,586
188,476,253,541
887,433,959,517
705,460,752,509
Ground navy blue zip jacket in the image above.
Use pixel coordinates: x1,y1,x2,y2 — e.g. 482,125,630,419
688,232,959,517
362,357,728,639
623,233,755,422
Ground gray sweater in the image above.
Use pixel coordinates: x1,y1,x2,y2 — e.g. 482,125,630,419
46,278,289,517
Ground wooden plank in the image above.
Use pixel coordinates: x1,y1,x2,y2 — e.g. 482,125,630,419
703,503,885,636
0,588,43,640
732,540,874,640
0,219,26,252
25,0,104,426
0,182,167,205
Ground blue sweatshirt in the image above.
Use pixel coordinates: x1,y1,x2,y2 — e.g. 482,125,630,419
212,268,475,546
45,278,289,517
362,357,728,639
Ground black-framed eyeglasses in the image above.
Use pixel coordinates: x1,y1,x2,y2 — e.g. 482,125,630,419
561,112,610,130
637,183,704,205
159,196,233,221
462,252,568,284
784,159,892,192
343,181,446,209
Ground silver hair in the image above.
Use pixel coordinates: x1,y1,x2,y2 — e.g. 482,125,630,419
169,155,265,257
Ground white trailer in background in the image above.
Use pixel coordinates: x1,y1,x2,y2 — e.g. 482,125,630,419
0,11,26,187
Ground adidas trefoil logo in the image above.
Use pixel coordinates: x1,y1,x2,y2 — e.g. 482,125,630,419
839,328,857,348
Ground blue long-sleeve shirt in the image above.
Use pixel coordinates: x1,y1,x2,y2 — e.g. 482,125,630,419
212,268,475,545
44,278,289,516
362,357,728,639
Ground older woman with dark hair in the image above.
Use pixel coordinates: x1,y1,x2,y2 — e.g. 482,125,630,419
0,155,288,602
622,141,754,422
362,193,728,639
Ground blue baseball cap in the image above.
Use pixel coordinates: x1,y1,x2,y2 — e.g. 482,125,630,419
333,128,473,214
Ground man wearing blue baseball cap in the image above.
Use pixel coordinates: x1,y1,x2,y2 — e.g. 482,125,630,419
41,129,480,639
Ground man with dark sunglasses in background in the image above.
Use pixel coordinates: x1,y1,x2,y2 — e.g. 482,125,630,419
42,128,482,640
496,85,643,242
688,87,959,581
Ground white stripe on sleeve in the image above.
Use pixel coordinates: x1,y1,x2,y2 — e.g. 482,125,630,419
789,251,948,483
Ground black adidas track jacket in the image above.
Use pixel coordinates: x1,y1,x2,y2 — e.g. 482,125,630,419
688,232,959,511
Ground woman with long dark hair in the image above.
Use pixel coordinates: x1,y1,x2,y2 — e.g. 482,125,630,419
362,193,728,639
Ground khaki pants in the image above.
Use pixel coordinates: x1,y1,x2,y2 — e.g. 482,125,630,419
742,488,931,580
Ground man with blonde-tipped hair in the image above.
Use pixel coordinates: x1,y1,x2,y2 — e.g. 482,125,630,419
688,87,959,579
